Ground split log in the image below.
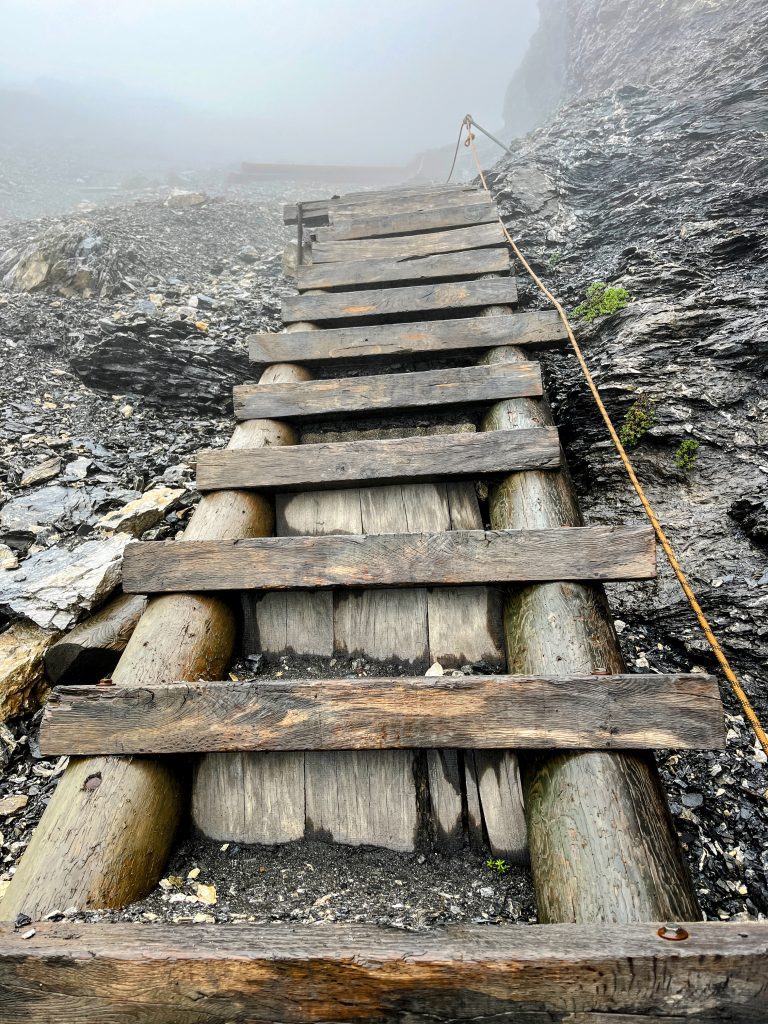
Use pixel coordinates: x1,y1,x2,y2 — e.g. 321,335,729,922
481,343,699,923
43,593,148,685
0,358,308,921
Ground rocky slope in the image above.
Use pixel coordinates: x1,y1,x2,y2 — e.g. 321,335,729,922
493,0,767,917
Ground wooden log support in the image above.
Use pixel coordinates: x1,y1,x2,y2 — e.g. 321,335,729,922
234,361,543,421
481,343,700,924
249,311,568,364
39,673,725,756
312,222,506,263
43,593,148,685
0,360,308,922
122,526,658,594
0,920,765,1023
282,278,518,323
297,248,510,291
196,427,560,491
317,202,498,240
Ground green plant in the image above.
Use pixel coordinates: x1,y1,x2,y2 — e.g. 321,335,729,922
547,250,564,269
573,280,630,322
485,858,510,874
675,438,700,472
619,396,656,448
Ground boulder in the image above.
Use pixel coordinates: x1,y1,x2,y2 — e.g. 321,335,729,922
19,456,62,488
164,190,209,210
0,620,61,722
97,486,184,537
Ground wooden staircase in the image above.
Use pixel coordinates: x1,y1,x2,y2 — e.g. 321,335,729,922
1,181,765,1023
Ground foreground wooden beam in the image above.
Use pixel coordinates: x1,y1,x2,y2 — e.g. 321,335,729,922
196,427,560,491
312,221,506,263
317,201,497,240
249,311,568,364
0,921,765,1022
296,247,510,290
234,360,542,420
39,673,725,756
0,360,309,922
282,277,517,323
122,526,657,594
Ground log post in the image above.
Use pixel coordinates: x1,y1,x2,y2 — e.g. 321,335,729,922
0,356,310,921
481,342,699,923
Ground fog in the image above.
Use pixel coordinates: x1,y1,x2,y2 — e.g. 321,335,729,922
0,0,537,168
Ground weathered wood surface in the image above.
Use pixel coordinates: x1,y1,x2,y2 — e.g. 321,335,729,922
330,189,489,216
0,921,765,1023
43,592,148,685
0,359,307,922
40,673,724,756
122,526,657,594
283,185,479,223
481,344,700,924
317,202,498,241
234,361,542,421
196,427,560,492
312,222,506,263
297,248,510,291
283,278,517,323
250,311,568,364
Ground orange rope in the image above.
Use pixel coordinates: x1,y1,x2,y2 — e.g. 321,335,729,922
464,126,768,757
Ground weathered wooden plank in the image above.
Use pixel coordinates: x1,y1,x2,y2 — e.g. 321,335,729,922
39,673,725,756
0,921,765,1022
317,202,498,241
328,189,490,219
283,185,480,223
234,361,542,421
297,247,510,291
282,278,518,323
122,526,657,593
249,311,567,365
312,222,506,263
196,428,561,492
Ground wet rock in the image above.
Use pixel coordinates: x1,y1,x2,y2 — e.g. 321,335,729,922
0,534,130,630
0,484,126,552
19,457,61,488
0,621,60,721
164,190,209,210
730,489,768,548
97,486,185,536
2,225,131,297
0,545,19,570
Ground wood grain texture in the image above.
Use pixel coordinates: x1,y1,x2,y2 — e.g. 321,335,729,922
43,593,148,685
328,189,490,218
234,361,542,421
39,674,724,755
283,278,518,323
196,428,561,492
312,222,506,263
296,248,510,291
249,311,568,364
283,185,480,223
481,343,700,925
317,202,498,240
0,921,764,1022
122,526,657,594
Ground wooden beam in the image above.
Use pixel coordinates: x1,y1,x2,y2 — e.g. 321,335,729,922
282,278,517,323
196,427,560,492
317,203,498,241
328,190,490,219
39,673,725,756
312,222,506,263
297,248,510,290
121,526,657,594
0,921,765,1022
249,311,568,365
283,185,480,223
234,361,543,420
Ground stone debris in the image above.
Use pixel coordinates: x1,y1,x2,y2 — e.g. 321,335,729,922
1,534,130,630
0,544,19,570
19,456,61,488
97,486,184,536
0,794,29,816
0,621,60,721
164,190,209,210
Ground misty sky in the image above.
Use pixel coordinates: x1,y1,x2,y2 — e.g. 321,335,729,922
0,0,538,164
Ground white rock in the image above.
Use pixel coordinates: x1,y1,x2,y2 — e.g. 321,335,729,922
425,661,444,677
97,486,184,537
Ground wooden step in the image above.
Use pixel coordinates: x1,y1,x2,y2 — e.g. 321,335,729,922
297,247,510,291
39,673,725,756
312,222,506,263
196,427,560,492
329,190,490,219
249,311,567,365
283,185,480,223
234,361,543,420
1,920,764,1022
282,278,517,323
121,526,657,594
316,203,498,241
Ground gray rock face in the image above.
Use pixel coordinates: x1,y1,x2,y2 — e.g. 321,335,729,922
495,0,768,919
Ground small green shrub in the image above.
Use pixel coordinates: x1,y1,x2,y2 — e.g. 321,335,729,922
619,396,656,448
675,439,700,472
573,280,630,322
547,250,564,269
485,858,510,874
